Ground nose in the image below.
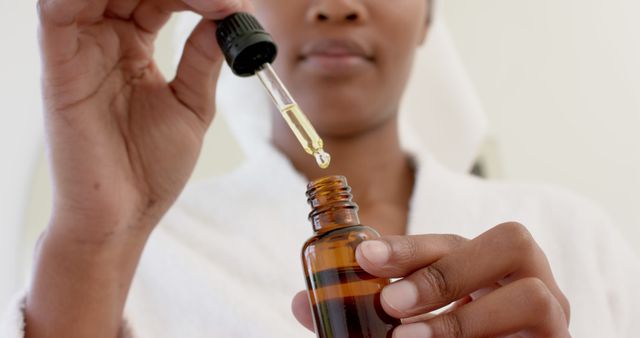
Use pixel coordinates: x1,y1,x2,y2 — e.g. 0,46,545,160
307,0,367,24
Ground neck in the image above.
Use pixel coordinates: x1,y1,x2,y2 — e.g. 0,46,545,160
272,114,415,234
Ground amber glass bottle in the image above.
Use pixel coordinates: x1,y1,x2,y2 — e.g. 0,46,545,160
302,176,400,338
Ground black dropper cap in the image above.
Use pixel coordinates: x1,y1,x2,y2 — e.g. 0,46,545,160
216,13,278,77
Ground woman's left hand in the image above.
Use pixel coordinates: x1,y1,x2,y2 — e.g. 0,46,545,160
292,222,571,337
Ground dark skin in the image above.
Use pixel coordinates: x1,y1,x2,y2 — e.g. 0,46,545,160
30,0,570,337
257,1,570,337
253,0,426,236
28,0,253,337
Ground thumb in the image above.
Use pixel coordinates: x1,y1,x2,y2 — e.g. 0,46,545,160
169,19,222,126
291,290,315,332
182,0,254,17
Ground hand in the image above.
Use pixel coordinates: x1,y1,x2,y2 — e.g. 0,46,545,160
292,222,571,338
39,0,250,241
28,1,250,337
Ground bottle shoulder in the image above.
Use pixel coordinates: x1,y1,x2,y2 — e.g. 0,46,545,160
302,225,380,251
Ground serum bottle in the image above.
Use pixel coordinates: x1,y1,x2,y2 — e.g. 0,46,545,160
302,176,399,338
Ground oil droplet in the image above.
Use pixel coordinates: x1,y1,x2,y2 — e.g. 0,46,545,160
313,149,331,169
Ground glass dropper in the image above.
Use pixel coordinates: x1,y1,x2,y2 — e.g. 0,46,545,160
255,64,331,169
215,13,331,169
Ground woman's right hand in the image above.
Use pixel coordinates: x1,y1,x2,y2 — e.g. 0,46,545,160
27,1,250,337
40,0,248,243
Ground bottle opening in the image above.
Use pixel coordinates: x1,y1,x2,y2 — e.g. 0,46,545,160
306,176,360,231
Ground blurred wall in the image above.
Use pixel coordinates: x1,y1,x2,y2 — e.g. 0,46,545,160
0,0,44,312
441,0,640,250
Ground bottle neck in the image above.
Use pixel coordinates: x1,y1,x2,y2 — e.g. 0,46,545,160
306,176,361,233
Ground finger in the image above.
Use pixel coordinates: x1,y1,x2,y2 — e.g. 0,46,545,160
404,278,568,338
169,19,222,125
291,290,315,332
132,0,251,34
105,0,142,19
380,222,570,320
355,234,468,278
400,295,472,325
37,0,92,63
132,0,174,34
181,0,250,15
445,295,473,313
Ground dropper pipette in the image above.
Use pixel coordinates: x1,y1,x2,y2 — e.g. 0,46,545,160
216,13,331,169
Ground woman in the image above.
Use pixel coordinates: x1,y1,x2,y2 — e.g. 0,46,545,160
4,0,638,337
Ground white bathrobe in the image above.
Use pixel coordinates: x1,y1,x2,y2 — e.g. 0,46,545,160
3,139,639,338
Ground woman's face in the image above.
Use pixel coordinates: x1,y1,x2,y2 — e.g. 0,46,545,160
253,0,430,137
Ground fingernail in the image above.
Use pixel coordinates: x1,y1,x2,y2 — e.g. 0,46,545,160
183,0,213,11
382,280,418,313
184,0,238,13
393,323,432,338
359,240,390,265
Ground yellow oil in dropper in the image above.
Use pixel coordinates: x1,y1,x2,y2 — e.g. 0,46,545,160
280,104,331,169
256,64,331,169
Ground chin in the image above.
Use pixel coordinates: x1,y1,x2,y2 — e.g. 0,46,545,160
294,86,396,137
306,105,392,138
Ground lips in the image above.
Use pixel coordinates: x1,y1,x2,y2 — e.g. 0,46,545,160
299,39,374,75
301,39,374,60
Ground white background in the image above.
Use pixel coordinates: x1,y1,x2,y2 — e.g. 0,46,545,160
442,0,640,246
